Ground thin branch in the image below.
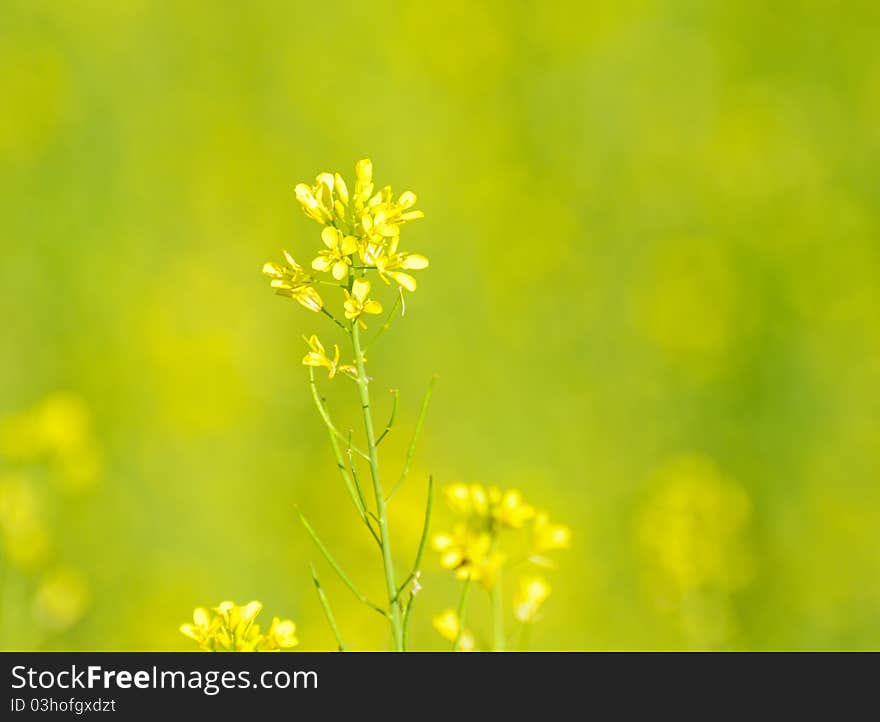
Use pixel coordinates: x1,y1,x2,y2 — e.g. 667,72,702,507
346,431,380,546
387,375,437,501
308,368,379,546
364,288,403,354
308,367,369,460
396,475,433,599
401,592,415,652
375,389,399,446
310,562,348,651
321,306,351,334
296,507,387,617
452,575,472,652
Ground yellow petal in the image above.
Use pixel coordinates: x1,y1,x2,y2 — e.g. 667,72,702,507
262,262,283,278
331,261,349,280
401,254,429,270
340,235,358,256
363,299,383,315
398,190,417,209
355,158,372,186
390,272,416,292
321,226,340,249
352,278,371,302
311,256,331,272
334,173,349,204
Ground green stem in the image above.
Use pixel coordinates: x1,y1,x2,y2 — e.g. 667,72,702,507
296,507,386,617
452,576,472,652
352,321,403,651
387,376,436,501
310,563,347,651
309,369,379,546
321,307,350,333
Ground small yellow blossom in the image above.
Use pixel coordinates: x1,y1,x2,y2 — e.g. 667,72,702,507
294,174,336,225
301,335,355,379
257,617,299,651
262,251,323,312
530,511,572,560
372,236,429,292
432,609,475,651
180,600,299,652
513,576,552,623
432,524,505,588
312,227,358,280
343,278,383,329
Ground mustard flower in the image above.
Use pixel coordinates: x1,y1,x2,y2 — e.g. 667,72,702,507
444,483,535,531
372,236,429,292
432,524,505,588
432,610,475,651
312,227,358,280
343,278,383,329
262,251,323,312
530,511,572,558
302,335,355,380
294,173,337,225
180,600,298,652
513,576,551,624
257,617,299,651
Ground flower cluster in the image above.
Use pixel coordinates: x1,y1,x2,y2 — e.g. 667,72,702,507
180,601,298,652
262,159,428,337
432,483,570,590
432,484,571,649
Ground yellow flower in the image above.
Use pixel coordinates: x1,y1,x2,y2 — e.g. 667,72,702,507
444,483,535,530
294,173,337,225
180,600,298,652
180,606,221,650
513,576,552,623
372,236,429,292
302,335,355,379
531,511,572,558
432,609,475,651
257,617,299,651
343,278,383,328
432,524,505,588
312,227,358,280
262,251,323,312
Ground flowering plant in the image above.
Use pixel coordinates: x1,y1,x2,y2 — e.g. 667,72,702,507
180,159,570,651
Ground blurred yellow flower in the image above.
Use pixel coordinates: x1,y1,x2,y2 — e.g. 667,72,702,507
258,617,299,651
0,474,50,570
180,600,298,652
432,609,475,651
0,393,101,491
312,227,358,280
530,511,572,560
432,524,505,588
513,576,551,623
343,278,383,328
301,335,354,380
444,483,535,530
262,251,323,312
33,568,91,630
638,455,753,600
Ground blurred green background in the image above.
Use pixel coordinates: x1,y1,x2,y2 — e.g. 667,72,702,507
1,0,879,651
